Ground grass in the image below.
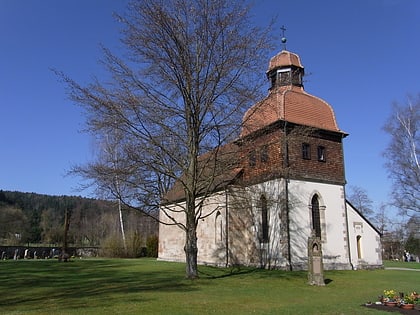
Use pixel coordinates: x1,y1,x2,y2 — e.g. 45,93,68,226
384,260,420,269
0,259,418,315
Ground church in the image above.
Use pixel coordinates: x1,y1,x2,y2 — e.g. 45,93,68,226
158,47,382,271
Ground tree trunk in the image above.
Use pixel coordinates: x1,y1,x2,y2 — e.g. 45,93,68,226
184,196,198,279
184,226,198,279
60,208,71,262
118,198,127,251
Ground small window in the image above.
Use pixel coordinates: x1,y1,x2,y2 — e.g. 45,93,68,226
270,73,276,88
249,150,256,167
278,69,291,86
260,145,269,163
302,143,311,160
292,68,303,86
317,146,326,162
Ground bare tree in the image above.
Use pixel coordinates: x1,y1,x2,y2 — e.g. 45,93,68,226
347,185,374,219
59,0,273,278
100,130,128,250
373,202,391,235
383,95,420,217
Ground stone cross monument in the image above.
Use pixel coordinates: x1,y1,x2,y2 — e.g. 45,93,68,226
308,232,325,286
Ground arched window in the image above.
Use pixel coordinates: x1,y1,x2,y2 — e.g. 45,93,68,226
215,211,223,243
356,235,362,259
261,195,269,242
311,195,321,238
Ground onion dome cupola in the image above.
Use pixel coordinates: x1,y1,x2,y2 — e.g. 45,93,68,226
267,50,304,89
241,49,346,138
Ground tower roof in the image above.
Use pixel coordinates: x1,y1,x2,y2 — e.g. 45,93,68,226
268,50,304,72
241,50,346,137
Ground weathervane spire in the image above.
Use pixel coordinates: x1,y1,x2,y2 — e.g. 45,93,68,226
281,25,287,50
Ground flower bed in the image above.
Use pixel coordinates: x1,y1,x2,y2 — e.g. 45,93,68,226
364,290,419,313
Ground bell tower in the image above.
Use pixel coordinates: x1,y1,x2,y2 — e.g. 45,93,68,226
266,27,304,89
266,50,304,89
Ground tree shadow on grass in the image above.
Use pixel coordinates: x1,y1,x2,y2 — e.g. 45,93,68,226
198,265,258,279
197,264,308,281
324,278,333,284
0,259,194,312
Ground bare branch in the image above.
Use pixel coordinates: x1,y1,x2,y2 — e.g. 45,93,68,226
383,94,420,217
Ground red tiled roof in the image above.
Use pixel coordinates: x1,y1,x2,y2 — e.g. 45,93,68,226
241,85,342,137
162,143,242,203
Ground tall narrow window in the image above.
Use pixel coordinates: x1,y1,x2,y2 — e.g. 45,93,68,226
317,146,326,162
302,143,311,159
215,211,223,243
269,73,276,89
261,195,269,242
311,195,321,238
249,150,256,167
356,235,362,259
260,145,269,163
291,68,303,86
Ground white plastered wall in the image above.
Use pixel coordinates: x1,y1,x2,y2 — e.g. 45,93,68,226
346,201,382,269
158,192,228,265
287,179,351,270
158,180,381,270
247,178,352,270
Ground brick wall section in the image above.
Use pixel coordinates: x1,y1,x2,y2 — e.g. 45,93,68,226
239,126,345,186
240,129,284,184
288,135,345,184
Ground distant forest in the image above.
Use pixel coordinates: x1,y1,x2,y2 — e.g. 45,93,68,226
0,190,158,249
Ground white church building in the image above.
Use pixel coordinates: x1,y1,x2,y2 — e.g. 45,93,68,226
158,49,382,271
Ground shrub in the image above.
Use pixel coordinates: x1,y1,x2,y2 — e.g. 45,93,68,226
125,231,143,258
146,235,158,257
100,235,126,258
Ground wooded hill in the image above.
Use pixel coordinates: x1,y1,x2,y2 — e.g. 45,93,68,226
0,190,158,247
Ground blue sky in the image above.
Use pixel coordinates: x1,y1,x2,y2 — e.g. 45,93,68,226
1,0,419,212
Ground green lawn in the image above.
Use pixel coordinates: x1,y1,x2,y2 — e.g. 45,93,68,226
0,258,418,315
384,260,420,269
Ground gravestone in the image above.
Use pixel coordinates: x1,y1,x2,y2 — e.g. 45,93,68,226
308,233,325,286
13,249,19,260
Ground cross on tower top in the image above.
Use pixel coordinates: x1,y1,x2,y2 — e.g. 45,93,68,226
281,25,287,50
